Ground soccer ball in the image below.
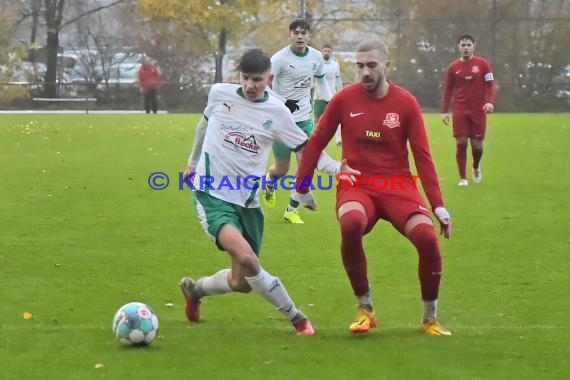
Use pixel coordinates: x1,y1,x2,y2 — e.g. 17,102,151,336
112,302,159,346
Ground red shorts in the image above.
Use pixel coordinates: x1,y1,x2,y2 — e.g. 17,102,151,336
336,182,431,235
452,109,487,140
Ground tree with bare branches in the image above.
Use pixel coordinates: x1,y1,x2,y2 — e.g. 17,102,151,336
40,0,126,97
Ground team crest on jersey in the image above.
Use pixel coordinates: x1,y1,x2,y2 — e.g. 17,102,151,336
312,63,317,72
472,66,480,73
224,132,260,154
383,113,401,129
262,118,273,130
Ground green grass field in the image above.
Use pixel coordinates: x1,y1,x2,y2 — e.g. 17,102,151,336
1,113,569,379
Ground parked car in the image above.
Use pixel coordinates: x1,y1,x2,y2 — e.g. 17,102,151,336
96,62,141,90
111,52,145,66
3,61,46,82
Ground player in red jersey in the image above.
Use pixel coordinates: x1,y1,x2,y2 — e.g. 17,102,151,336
294,39,452,335
442,34,496,186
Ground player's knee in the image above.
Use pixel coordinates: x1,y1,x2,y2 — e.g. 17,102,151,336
339,210,367,237
232,250,259,275
455,136,468,146
417,227,438,247
471,139,483,150
409,224,440,257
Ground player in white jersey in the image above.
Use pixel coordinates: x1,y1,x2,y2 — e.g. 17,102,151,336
313,44,343,145
263,19,333,224
187,84,303,208
179,48,358,336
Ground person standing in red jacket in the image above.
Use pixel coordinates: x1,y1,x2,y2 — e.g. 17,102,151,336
294,39,452,336
442,34,496,186
138,57,161,114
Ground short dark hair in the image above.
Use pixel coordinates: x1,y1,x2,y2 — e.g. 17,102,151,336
289,19,311,32
458,34,475,43
322,44,333,50
236,48,271,74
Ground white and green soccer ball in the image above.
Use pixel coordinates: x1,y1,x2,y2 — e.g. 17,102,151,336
112,302,159,346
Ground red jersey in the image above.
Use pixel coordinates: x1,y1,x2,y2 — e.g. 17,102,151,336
297,82,444,210
138,64,161,92
442,56,495,113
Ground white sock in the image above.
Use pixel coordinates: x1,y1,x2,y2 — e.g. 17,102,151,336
287,189,300,211
423,299,438,322
265,174,276,191
245,267,300,321
357,293,373,311
199,269,232,296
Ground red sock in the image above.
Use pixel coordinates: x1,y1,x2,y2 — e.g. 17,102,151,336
472,147,483,169
456,142,468,179
408,223,442,301
339,210,369,296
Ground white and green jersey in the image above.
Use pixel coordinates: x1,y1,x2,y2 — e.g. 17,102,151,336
315,58,342,100
271,45,329,122
194,83,308,208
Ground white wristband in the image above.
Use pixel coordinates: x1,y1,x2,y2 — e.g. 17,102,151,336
434,207,450,220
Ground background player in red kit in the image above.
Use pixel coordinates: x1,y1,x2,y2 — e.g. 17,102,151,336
442,34,496,186
294,39,452,336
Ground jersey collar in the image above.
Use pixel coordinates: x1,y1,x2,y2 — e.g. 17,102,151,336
289,46,309,57
236,87,269,103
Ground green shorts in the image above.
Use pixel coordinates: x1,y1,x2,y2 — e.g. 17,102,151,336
313,99,328,120
272,119,314,160
192,191,264,256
